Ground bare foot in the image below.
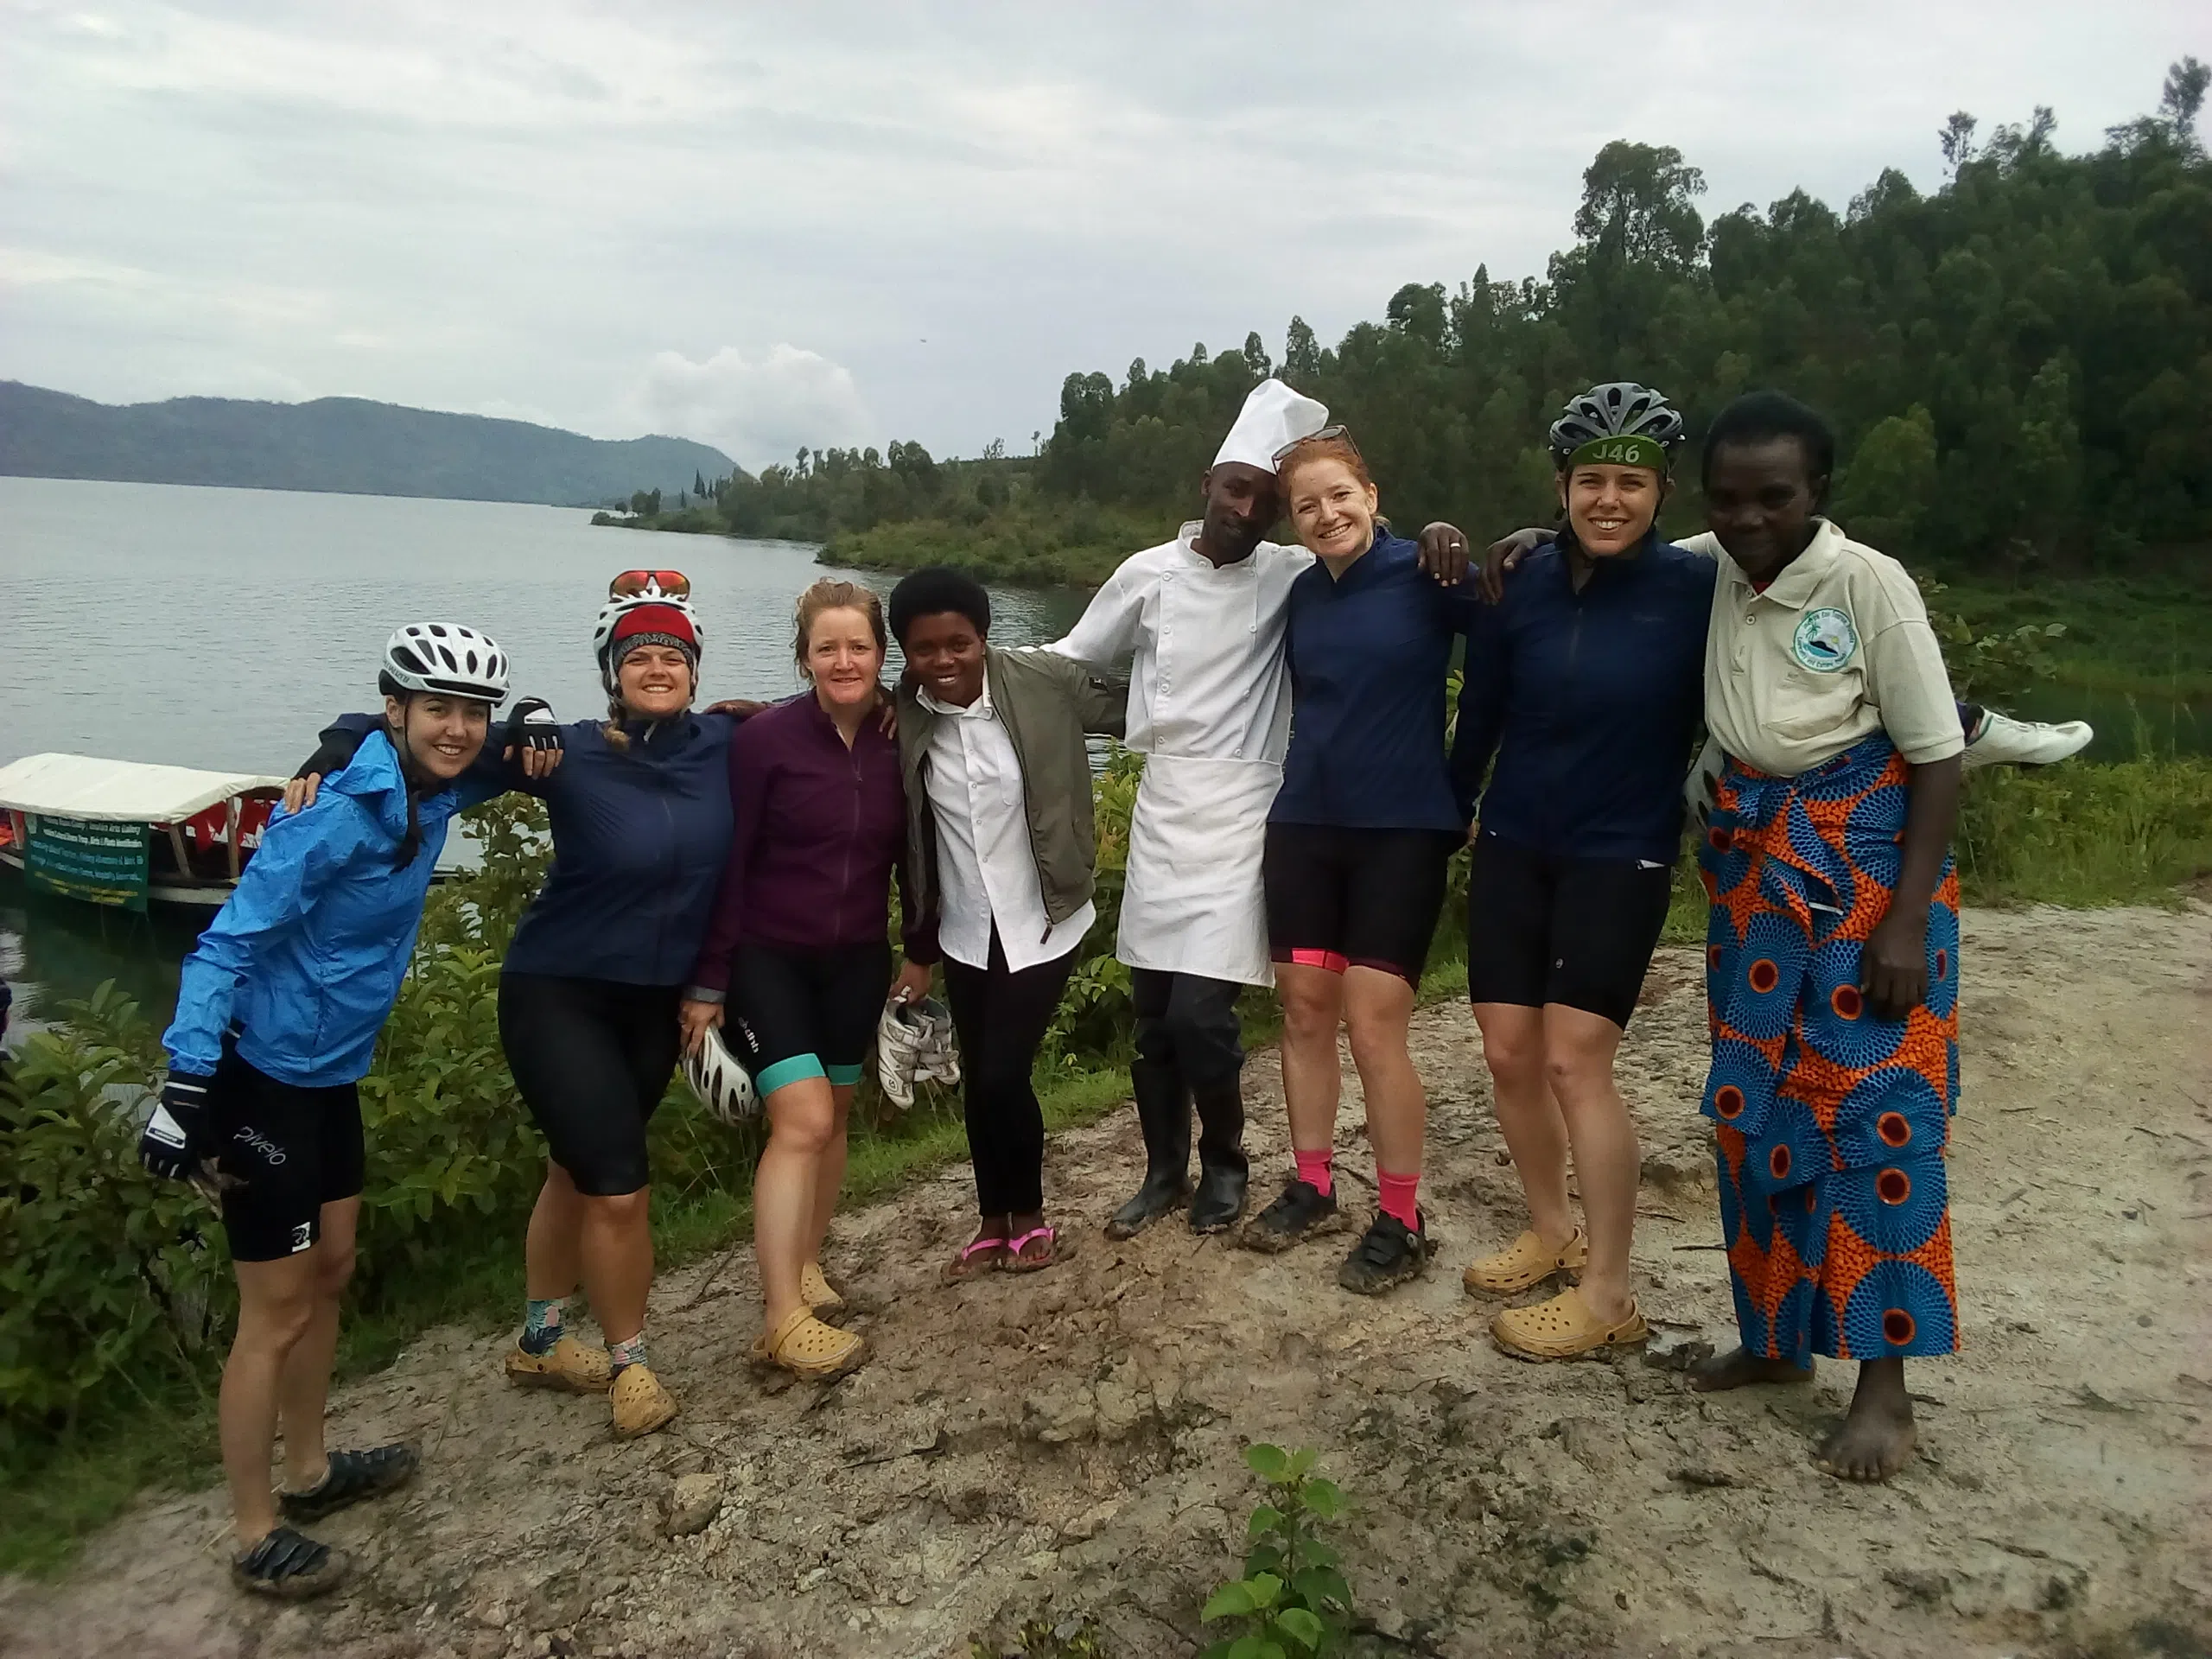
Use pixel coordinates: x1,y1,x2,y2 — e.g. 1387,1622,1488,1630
1688,1344,1815,1392
1814,1358,1917,1482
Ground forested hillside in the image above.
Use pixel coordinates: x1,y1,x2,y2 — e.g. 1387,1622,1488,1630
0,383,734,507
627,60,2210,590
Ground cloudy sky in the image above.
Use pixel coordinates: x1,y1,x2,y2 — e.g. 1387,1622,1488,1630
4,2,2202,470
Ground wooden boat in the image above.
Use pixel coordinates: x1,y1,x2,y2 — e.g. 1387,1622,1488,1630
0,753,288,911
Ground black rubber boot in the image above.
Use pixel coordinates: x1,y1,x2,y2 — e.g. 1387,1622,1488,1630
1105,1058,1192,1239
1187,1079,1249,1234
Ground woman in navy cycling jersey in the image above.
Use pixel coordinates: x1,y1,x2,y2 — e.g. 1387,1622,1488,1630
1243,428,1478,1297
150,624,520,1600
683,581,934,1383
296,570,736,1442
1448,384,1712,1361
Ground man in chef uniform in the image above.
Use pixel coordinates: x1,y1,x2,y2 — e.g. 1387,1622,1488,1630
1047,379,1330,1238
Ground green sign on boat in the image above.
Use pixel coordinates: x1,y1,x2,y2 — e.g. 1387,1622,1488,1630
25,814,151,912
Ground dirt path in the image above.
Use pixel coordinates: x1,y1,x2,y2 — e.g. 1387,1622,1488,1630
5,904,2209,1659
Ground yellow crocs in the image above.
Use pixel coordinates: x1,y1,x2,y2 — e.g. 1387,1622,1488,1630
1462,1227,1589,1297
1491,1285,1649,1361
609,1363,680,1438
759,1306,868,1382
504,1335,613,1395
800,1261,846,1314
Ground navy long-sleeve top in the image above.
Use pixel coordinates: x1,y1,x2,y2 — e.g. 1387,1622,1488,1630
504,713,738,983
1450,535,1713,864
1270,530,1479,832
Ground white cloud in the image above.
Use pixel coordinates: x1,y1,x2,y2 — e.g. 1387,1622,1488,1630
627,345,874,473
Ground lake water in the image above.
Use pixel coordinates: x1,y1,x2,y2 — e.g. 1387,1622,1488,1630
0,477,1087,1036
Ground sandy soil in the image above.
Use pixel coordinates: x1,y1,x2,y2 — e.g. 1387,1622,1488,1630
4,903,2209,1659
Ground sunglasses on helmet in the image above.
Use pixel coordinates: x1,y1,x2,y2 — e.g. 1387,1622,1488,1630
609,569,692,601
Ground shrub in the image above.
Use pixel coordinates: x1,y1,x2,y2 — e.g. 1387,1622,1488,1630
0,984,233,1456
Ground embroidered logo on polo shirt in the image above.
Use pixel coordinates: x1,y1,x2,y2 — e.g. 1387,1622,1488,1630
1791,607,1859,673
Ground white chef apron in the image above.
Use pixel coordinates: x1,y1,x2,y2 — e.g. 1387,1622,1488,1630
1117,753,1281,988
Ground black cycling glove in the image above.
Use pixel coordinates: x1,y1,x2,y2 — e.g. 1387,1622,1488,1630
505,697,562,756
140,1072,214,1183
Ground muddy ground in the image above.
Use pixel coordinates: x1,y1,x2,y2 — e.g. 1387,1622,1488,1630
4,903,2209,1659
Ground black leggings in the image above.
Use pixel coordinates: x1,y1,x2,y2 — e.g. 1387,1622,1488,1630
942,933,1078,1217
499,973,683,1197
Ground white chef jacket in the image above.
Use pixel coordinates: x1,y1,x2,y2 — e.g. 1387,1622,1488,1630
1047,524,1313,986
1047,524,1311,765
917,681,1096,975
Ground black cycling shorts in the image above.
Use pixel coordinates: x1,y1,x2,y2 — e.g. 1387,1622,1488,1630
725,940,893,1097
499,973,683,1198
1464,831,1675,1029
208,1040,365,1262
1263,823,1459,987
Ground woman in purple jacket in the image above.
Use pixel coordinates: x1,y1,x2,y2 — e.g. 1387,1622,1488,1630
682,580,932,1382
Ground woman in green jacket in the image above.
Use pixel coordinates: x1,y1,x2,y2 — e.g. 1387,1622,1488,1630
888,568,1126,1277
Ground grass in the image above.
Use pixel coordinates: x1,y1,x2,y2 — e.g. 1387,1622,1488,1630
1937,571,2212,702
1955,757,2212,907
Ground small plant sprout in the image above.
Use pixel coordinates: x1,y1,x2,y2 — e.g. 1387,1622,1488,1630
1200,1443,1355,1658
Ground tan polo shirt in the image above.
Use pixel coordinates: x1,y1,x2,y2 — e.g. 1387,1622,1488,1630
1685,521,1963,778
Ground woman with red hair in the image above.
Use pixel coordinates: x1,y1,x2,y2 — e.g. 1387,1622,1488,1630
1241,428,1479,1295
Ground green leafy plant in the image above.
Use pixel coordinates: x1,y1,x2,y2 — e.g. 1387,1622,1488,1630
1200,1444,1356,1658
1923,577,2067,706
0,984,234,1456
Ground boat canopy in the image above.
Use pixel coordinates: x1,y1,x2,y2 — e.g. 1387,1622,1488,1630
0,753,287,824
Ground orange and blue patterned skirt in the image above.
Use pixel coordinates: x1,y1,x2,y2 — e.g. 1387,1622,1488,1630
1697,733,1960,1365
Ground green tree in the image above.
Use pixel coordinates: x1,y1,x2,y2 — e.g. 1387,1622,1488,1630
2010,355,2083,556
1940,111,1979,177
1570,140,1707,270
1835,404,1938,551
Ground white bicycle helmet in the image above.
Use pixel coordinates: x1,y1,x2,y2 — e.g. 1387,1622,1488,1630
683,1025,758,1126
875,995,960,1111
593,578,705,696
379,623,512,706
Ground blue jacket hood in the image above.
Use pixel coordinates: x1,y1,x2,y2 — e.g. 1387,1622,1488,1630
162,732,480,1087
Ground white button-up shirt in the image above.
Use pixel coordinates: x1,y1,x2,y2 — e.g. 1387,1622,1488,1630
918,679,1096,974
1046,524,1310,764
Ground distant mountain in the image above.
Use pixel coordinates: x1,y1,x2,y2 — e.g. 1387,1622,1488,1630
0,382,737,507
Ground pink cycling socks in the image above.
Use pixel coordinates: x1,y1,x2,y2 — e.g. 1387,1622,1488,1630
1294,1147,1334,1198
1377,1171,1421,1231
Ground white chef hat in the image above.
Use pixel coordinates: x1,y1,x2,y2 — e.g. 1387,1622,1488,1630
1212,378,1329,474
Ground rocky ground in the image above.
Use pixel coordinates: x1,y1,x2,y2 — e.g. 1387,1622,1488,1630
4,903,2209,1659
